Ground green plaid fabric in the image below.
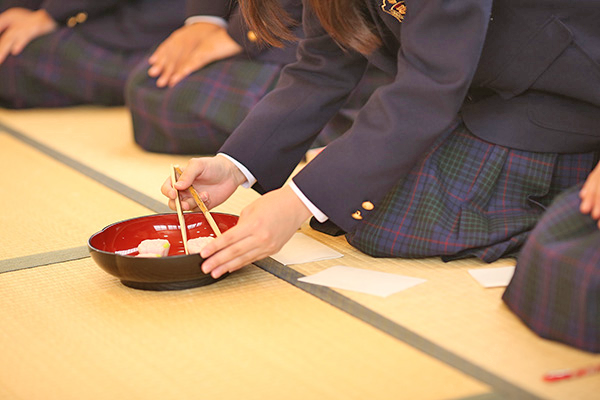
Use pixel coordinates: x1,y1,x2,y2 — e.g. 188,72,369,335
126,57,283,154
503,185,600,352
126,60,393,155
346,124,598,262
0,28,146,108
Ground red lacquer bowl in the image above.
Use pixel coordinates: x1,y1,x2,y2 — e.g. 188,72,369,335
88,212,238,291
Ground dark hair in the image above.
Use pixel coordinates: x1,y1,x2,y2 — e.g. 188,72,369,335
239,0,381,54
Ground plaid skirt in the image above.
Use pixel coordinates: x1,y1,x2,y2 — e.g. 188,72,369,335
125,57,283,154
346,124,598,262
126,60,393,155
0,28,146,108
502,185,600,353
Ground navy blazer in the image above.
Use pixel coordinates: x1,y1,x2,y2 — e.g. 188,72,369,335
220,0,600,233
3,0,301,61
9,0,186,51
0,0,41,10
187,0,303,65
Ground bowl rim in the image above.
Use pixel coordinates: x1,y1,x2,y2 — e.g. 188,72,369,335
87,211,238,259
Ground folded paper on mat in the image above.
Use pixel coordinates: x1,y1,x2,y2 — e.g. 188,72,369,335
468,266,515,288
271,233,343,265
298,265,426,297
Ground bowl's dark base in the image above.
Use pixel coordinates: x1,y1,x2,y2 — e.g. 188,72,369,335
120,274,227,291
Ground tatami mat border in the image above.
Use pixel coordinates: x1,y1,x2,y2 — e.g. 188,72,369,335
0,246,90,274
256,257,537,400
451,393,507,400
1,121,168,273
1,118,535,400
0,122,170,214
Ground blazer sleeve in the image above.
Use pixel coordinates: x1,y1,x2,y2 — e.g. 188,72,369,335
185,0,231,19
41,0,121,24
220,0,370,190
222,0,492,233
186,0,303,59
1,0,43,10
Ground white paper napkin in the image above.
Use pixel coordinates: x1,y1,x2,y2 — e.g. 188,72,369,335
271,232,343,265
298,265,427,297
468,266,516,288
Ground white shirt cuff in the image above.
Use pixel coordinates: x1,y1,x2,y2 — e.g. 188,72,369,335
185,16,228,29
216,153,328,222
217,153,256,188
289,180,328,222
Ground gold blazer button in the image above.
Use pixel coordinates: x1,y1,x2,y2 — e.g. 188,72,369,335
362,201,374,211
351,210,363,220
75,12,88,23
247,31,258,42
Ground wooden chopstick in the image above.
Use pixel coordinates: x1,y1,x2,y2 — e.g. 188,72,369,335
174,165,222,237
171,165,189,254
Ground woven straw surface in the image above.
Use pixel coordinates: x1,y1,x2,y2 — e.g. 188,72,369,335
0,259,489,400
0,107,260,215
2,107,598,400
0,133,153,259
289,226,600,400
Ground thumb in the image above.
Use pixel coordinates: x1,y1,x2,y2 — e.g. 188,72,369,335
173,160,205,190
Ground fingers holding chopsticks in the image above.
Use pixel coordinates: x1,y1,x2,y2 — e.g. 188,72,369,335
161,174,199,211
161,155,246,212
161,161,210,211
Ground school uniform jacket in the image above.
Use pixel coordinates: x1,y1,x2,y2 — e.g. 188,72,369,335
187,0,303,65
0,0,40,10
220,0,600,234
10,0,186,50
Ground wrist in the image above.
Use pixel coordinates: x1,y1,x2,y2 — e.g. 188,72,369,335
230,166,246,188
36,8,56,23
216,154,247,187
283,185,313,223
35,9,58,30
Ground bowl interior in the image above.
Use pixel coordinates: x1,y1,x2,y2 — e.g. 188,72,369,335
89,212,238,256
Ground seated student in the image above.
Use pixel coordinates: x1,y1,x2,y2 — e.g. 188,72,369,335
503,164,600,353
0,0,185,108
125,0,390,155
161,0,600,280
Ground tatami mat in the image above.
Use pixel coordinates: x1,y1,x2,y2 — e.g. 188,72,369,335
0,133,154,259
0,259,491,400
0,107,259,216
269,228,600,400
1,106,598,400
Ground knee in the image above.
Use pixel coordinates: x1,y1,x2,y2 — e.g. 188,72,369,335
0,56,24,108
124,57,154,106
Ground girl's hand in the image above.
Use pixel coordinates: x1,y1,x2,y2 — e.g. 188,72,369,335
199,185,312,278
579,161,600,228
148,23,241,88
0,8,57,64
165,27,242,87
161,155,246,212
